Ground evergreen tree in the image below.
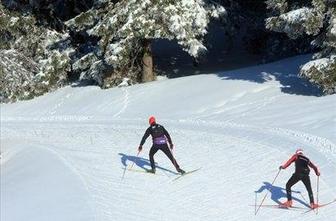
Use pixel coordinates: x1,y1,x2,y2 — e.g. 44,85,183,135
0,3,71,102
66,0,225,87
266,0,336,94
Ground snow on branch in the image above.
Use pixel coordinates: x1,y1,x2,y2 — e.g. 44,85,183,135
88,0,226,62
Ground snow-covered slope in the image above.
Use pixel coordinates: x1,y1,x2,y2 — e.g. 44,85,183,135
1,55,335,221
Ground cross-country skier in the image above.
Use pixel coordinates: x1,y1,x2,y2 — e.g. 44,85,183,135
138,116,185,174
279,148,320,209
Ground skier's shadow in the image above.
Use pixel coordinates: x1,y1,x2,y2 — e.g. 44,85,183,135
118,153,178,175
255,182,310,207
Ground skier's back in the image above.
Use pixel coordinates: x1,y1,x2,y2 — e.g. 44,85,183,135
138,116,185,174
279,148,320,209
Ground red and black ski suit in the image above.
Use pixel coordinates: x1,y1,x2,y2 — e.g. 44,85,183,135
281,153,320,203
139,123,181,172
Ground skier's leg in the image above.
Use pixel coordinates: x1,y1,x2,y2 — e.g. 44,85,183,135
160,145,180,171
286,174,300,201
149,146,159,171
301,175,314,203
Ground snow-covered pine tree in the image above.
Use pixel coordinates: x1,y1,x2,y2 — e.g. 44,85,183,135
2,0,95,30
0,3,72,102
67,0,225,88
266,0,336,94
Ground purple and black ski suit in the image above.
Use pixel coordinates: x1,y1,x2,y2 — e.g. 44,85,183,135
139,123,180,171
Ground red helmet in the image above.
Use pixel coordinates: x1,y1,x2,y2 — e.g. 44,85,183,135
149,116,156,125
296,148,303,155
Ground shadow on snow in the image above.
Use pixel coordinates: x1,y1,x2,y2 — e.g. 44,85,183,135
255,181,310,208
216,55,323,97
118,153,178,175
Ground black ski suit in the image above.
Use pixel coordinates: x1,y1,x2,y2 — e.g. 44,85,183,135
139,123,180,171
281,153,320,203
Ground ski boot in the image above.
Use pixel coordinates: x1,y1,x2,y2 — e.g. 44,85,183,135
146,168,156,174
310,202,319,209
280,200,292,208
177,168,186,175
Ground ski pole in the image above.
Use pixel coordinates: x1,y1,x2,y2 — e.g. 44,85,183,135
168,145,179,171
316,175,320,214
122,150,141,180
129,150,141,170
255,168,281,215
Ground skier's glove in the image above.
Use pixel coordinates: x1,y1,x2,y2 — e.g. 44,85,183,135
138,146,143,152
279,166,283,170
316,171,320,176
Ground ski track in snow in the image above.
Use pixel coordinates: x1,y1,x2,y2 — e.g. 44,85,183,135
2,55,336,220
113,87,129,118
48,89,75,115
188,93,283,121
2,118,335,221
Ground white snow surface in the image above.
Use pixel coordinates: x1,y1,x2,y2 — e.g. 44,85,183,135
1,55,336,221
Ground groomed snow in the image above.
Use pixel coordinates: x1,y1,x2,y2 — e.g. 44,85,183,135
1,55,335,221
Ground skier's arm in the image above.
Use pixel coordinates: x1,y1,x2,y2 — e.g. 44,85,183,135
309,161,320,176
281,154,297,169
139,128,151,147
163,127,173,146
255,185,266,193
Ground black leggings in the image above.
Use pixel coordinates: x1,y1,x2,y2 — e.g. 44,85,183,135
149,144,180,171
286,173,314,203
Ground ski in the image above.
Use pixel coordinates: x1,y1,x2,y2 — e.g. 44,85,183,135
302,198,336,214
250,204,307,211
126,168,162,176
127,168,150,173
172,167,201,181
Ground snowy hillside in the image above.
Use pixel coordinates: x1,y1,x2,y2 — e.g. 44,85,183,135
1,55,336,221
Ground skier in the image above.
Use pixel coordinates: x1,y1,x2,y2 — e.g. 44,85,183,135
279,148,320,209
138,116,185,174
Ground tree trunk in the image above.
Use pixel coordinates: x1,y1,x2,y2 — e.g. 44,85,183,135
142,39,155,82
